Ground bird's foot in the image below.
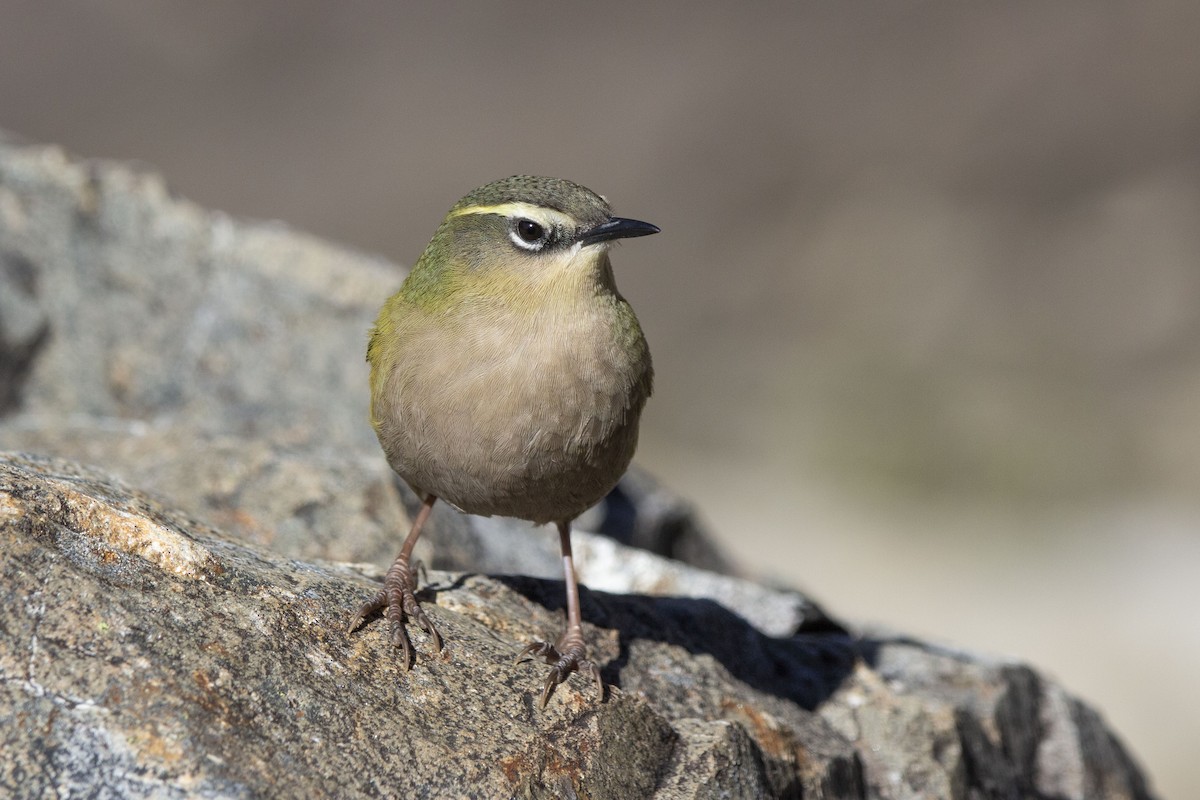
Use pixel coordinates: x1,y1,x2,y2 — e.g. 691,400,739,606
347,556,442,669
516,628,603,708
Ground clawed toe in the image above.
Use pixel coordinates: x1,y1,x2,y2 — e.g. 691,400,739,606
347,555,442,669
514,640,555,665
408,599,443,653
516,638,604,708
347,589,387,635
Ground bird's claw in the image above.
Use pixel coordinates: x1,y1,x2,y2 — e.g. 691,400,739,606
347,557,442,670
516,639,603,708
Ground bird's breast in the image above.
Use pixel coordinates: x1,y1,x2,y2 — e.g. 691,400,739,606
372,297,651,523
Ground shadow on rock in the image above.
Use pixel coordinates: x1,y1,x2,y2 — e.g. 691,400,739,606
496,574,856,712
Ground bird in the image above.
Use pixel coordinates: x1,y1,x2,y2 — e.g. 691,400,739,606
348,175,658,707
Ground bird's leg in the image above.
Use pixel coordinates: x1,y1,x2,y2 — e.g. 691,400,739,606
347,493,443,669
516,520,603,707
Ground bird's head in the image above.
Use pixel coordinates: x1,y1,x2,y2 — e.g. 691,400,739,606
406,176,658,308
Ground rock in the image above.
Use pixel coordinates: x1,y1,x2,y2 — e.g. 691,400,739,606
0,133,1158,797
0,453,1154,798
0,453,691,799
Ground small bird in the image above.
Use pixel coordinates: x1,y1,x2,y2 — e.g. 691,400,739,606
349,175,657,706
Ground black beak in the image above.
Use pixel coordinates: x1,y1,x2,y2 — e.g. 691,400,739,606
578,217,660,246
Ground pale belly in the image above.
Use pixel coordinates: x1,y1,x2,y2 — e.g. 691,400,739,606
372,309,650,524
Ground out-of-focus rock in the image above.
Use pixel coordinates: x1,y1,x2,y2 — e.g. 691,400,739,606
0,130,726,573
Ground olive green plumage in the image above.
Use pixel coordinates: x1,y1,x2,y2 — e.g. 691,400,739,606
367,176,656,524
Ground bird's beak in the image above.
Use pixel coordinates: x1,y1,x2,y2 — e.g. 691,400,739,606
578,217,660,246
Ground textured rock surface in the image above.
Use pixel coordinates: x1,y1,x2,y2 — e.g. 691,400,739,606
0,134,1158,798
0,454,1154,799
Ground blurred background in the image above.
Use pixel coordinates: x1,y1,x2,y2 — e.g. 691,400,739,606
3,2,1197,794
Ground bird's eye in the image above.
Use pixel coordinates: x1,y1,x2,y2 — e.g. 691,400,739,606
516,219,545,244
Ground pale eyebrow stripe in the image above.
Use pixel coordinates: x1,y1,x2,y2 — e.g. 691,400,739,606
448,203,575,229
448,202,545,219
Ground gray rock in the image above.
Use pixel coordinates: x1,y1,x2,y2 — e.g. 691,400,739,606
0,133,1157,797
1,453,1154,799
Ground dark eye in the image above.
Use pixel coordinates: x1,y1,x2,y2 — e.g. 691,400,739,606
516,219,545,244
